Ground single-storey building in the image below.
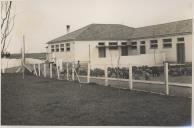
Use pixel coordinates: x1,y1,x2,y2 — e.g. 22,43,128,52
46,19,192,67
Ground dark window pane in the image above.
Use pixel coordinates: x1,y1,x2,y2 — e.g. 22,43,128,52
177,37,184,41
121,46,128,56
150,40,158,43
98,47,106,58
98,42,105,45
163,43,172,48
163,38,172,42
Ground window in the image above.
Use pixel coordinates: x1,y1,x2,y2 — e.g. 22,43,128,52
60,44,64,52
98,47,106,58
51,45,55,52
140,41,145,45
109,42,118,46
150,40,158,49
177,37,184,42
163,38,172,48
121,46,128,56
109,42,118,49
66,43,70,51
98,42,105,46
121,42,127,45
131,42,137,50
55,45,59,52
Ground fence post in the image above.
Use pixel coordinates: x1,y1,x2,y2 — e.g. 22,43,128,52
87,63,90,83
33,64,37,76
105,65,108,86
72,63,75,81
164,62,169,95
56,62,60,79
129,64,133,90
38,63,41,76
50,63,52,78
66,63,69,80
43,63,46,77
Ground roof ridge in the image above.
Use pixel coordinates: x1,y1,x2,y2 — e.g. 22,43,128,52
135,19,192,29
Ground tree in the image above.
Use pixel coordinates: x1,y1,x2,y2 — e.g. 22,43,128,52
1,1,15,57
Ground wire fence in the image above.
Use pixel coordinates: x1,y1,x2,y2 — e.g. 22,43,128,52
5,60,191,98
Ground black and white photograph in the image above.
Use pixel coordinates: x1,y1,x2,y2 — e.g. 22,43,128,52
1,0,192,126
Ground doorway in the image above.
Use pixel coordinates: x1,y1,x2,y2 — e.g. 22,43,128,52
176,43,185,63
140,45,146,54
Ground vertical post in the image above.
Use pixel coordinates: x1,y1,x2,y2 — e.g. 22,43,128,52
87,63,90,83
22,35,25,79
38,63,41,76
66,63,69,80
43,63,46,77
72,63,75,81
165,62,169,95
50,63,52,78
105,65,108,86
129,64,133,90
33,64,37,76
56,61,60,79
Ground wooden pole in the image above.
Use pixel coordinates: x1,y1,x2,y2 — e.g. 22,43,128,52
165,62,169,95
56,61,60,79
87,63,90,83
72,63,75,81
33,64,37,76
67,63,69,80
129,64,133,90
89,44,91,63
50,63,52,78
38,63,41,76
22,35,25,79
43,63,46,77
105,65,108,86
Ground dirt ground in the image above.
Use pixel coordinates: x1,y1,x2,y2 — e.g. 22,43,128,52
1,73,191,126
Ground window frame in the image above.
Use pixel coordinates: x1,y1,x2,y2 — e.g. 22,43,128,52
109,42,118,50
131,41,137,50
60,44,65,52
150,40,158,49
66,43,70,52
51,45,55,52
121,46,128,56
177,37,184,42
55,44,59,52
163,38,172,48
98,47,106,58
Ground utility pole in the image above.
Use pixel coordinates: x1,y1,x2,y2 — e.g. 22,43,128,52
22,35,25,79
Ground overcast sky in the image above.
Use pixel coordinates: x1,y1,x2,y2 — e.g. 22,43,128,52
8,0,192,53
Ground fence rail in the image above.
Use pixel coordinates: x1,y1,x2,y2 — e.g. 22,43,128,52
2,60,191,97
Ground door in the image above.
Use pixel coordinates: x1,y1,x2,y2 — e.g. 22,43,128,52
176,43,185,63
140,45,146,54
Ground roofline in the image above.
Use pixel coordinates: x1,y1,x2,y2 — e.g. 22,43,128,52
46,19,192,44
129,32,192,40
135,19,192,29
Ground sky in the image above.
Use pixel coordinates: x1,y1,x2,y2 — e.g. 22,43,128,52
7,0,193,53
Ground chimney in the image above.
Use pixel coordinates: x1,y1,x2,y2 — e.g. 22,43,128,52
66,25,70,34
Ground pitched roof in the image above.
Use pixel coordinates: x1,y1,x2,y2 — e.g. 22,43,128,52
47,24,134,44
47,19,192,44
131,19,192,39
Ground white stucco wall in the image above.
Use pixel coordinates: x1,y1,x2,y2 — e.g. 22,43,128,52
130,34,192,63
74,41,165,68
46,34,192,67
47,41,75,62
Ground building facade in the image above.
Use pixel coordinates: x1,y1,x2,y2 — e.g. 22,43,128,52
46,19,192,66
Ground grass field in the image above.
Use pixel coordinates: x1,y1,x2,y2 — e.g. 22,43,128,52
1,73,191,126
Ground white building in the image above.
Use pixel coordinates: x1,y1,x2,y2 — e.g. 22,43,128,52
46,19,192,67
